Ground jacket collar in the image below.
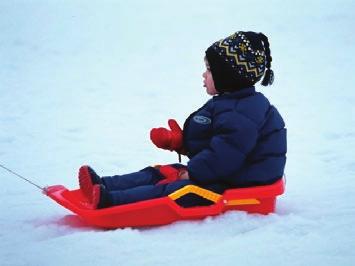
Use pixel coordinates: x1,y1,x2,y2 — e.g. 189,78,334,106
213,86,256,100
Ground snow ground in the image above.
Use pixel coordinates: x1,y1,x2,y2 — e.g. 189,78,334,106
0,0,355,265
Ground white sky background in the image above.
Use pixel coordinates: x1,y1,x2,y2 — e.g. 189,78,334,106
0,1,355,265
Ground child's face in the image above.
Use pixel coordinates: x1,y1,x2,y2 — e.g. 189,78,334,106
203,59,218,95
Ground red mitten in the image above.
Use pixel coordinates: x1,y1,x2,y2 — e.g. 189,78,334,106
157,165,187,184
150,119,183,151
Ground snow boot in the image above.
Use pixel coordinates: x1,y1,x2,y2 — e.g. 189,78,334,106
78,165,102,200
87,184,111,209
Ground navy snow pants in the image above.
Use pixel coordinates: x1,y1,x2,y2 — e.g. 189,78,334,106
101,165,228,208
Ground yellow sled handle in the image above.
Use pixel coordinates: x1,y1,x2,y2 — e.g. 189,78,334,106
168,185,261,206
168,185,222,203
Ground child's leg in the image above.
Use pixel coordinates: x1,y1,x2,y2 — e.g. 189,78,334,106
104,180,228,207
101,166,163,191
106,179,193,206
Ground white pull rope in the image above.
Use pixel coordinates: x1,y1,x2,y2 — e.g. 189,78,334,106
0,163,44,191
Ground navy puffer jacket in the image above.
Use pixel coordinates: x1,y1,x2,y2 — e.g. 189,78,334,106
183,87,287,187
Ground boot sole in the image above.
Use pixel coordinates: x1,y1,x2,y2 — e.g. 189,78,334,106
79,165,94,202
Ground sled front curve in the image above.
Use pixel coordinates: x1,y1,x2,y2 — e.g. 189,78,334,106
45,178,285,228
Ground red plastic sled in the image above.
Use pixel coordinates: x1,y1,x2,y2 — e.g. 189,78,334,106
45,179,285,228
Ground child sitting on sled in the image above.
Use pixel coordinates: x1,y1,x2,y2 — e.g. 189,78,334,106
79,31,287,209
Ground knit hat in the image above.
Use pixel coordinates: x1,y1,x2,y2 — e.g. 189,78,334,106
205,31,274,92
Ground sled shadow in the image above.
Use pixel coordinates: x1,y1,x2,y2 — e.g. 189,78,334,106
55,214,94,229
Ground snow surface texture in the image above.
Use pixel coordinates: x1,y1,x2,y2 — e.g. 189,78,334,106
1,0,355,265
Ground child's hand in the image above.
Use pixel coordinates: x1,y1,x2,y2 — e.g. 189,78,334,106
156,165,188,184
179,170,189,180
150,119,183,151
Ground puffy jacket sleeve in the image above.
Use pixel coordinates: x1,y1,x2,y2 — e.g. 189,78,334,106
187,109,258,185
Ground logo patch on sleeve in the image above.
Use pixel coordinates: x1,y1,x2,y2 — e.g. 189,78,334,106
193,115,211,125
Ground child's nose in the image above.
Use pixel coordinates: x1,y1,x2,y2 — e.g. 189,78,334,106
202,71,206,78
